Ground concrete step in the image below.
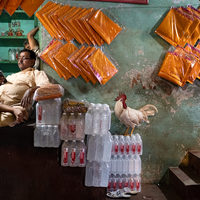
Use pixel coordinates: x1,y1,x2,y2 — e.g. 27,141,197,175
188,150,200,176
169,167,200,200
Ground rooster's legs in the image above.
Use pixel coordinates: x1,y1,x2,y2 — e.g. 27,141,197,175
123,127,130,136
130,128,134,136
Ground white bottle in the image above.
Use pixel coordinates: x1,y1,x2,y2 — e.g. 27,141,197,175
100,162,109,187
68,113,76,140
84,106,93,135
125,136,131,155
53,125,60,147
61,140,70,166
93,161,101,187
92,105,101,135
100,105,109,135
102,132,113,162
135,133,143,155
76,113,85,140
34,124,41,147
85,161,94,186
69,140,76,167
87,135,97,162
112,135,119,155
119,135,125,155
76,140,86,167
130,135,137,154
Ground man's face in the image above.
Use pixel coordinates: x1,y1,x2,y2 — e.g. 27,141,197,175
18,51,35,71
0,77,4,85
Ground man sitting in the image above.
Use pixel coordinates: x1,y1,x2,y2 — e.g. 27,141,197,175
0,49,50,127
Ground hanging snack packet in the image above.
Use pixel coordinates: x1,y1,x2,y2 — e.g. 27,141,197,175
88,10,122,45
85,49,118,85
155,7,193,47
33,84,64,101
20,0,45,17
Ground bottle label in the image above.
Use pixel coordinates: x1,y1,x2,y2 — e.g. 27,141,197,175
137,143,141,154
120,145,124,154
131,180,134,190
132,144,136,154
71,148,76,164
38,106,42,122
70,124,76,133
136,180,140,191
115,145,118,154
80,149,85,164
63,148,68,164
126,144,129,154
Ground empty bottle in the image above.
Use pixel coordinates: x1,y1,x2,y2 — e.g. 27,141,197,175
85,161,94,186
135,133,143,155
61,140,70,166
119,135,125,155
76,140,86,167
34,124,41,147
68,113,76,140
76,113,85,140
69,140,76,167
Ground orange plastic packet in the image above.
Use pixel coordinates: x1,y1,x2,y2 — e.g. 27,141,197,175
68,46,90,82
174,46,200,84
88,10,122,45
74,46,96,84
20,0,45,17
185,44,200,80
178,7,200,47
36,2,57,38
75,8,96,45
81,47,98,84
158,51,194,86
4,0,23,16
58,6,77,41
43,4,62,39
54,42,79,78
76,9,96,45
50,5,71,40
82,11,105,46
85,49,118,85
68,8,88,45
0,0,8,15
155,7,194,47
62,7,84,44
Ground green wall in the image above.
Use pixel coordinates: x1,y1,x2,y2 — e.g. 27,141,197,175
40,0,200,184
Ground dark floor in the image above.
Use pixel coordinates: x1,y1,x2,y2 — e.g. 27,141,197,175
106,184,182,200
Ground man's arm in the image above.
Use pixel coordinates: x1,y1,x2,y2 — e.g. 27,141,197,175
27,26,39,50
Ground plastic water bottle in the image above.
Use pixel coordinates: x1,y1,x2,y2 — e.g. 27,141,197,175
85,161,93,186
95,135,103,162
84,105,93,135
87,135,97,161
34,124,41,147
61,140,70,166
68,113,76,140
100,162,109,187
117,155,123,175
129,175,135,192
60,113,69,140
40,125,48,147
93,105,101,135
76,140,86,167
122,155,129,175
119,135,125,155
125,136,131,155
135,133,143,155
76,113,85,140
8,49,12,61
123,175,129,188
129,155,134,175
102,132,112,162
53,125,60,147
36,101,43,124
112,177,117,191
107,175,112,192
134,155,141,174
134,175,141,192
103,104,111,130
111,155,117,174
11,49,16,61
118,176,123,189
130,135,136,154
112,135,119,155
47,125,54,147
93,161,101,187
100,105,109,135
69,140,76,167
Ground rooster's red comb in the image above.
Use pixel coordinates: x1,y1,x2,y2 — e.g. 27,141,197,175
114,92,127,101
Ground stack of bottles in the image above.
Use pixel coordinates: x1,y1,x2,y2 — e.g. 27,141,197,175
108,134,143,193
85,103,112,187
34,98,62,148
60,99,87,167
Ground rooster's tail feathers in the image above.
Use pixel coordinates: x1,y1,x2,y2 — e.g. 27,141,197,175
139,104,158,116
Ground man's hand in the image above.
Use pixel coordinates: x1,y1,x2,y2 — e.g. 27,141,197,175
13,107,28,124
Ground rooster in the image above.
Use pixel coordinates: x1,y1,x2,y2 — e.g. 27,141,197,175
114,92,158,135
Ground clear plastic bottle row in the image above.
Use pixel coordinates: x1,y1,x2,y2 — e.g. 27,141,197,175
84,103,111,135
61,140,86,167
60,112,85,141
112,134,143,155
85,161,110,187
36,98,62,125
110,154,141,175
34,124,61,148
107,174,141,193
87,132,113,162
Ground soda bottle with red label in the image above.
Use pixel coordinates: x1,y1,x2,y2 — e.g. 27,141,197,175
70,140,76,167
61,140,70,166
